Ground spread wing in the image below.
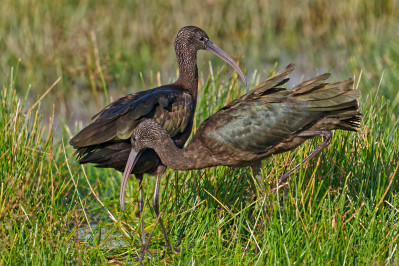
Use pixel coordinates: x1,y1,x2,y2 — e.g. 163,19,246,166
198,63,358,154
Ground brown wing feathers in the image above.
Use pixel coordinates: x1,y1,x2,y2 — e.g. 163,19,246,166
288,70,361,131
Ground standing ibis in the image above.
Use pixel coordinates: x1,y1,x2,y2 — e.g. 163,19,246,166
70,26,247,254
123,63,361,228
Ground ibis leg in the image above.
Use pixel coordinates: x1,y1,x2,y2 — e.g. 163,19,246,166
152,166,180,252
136,174,151,257
138,211,163,265
277,131,332,187
251,162,265,193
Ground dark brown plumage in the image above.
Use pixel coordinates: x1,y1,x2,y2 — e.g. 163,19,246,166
70,26,247,255
123,63,361,205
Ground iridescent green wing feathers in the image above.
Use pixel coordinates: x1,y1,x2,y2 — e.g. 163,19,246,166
202,100,312,153
199,64,360,154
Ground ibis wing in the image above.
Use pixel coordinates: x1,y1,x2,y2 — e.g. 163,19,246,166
91,90,148,121
217,64,295,112
196,64,359,156
70,88,195,148
201,99,314,153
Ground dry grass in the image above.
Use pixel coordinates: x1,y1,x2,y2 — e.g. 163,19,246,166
1,0,398,119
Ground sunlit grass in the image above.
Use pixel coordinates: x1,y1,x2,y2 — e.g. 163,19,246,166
0,69,79,263
1,63,398,264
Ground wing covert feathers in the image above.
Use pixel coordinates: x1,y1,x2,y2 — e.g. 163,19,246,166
199,64,361,154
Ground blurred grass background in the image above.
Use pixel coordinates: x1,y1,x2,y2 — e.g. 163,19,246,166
1,0,398,122
1,0,399,264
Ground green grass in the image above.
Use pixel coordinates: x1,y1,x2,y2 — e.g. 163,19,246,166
1,63,398,264
1,0,399,264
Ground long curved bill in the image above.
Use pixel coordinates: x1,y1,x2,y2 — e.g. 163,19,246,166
120,148,143,211
206,40,247,87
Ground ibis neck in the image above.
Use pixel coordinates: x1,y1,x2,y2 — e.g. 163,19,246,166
150,137,205,170
174,46,199,100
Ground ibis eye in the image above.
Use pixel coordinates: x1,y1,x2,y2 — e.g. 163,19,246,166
199,37,204,41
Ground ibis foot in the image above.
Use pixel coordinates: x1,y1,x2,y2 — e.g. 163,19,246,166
135,246,152,265
173,232,196,252
136,211,165,265
160,235,196,259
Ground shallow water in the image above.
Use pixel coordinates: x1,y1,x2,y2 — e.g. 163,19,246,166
76,223,127,249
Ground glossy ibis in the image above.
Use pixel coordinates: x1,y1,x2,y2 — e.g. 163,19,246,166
123,63,361,212
70,26,247,254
